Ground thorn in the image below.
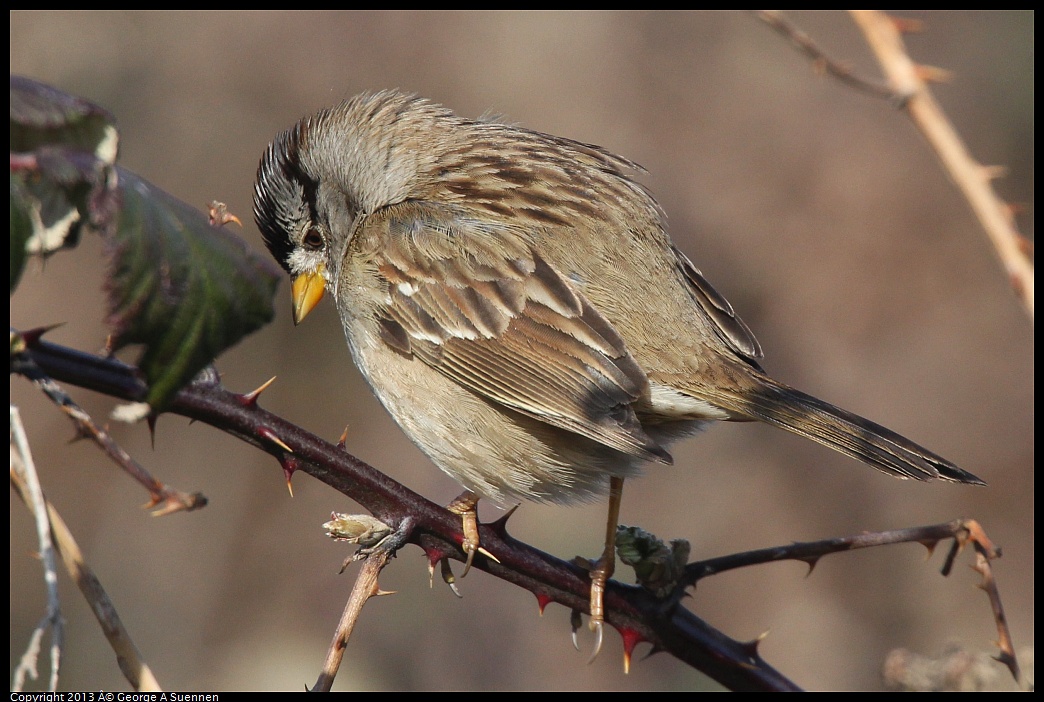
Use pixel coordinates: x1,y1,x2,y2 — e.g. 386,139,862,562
487,503,520,537
9,152,38,172
914,64,953,84
337,426,349,450
374,588,396,597
67,426,91,444
1015,233,1033,257
801,555,820,576
620,628,645,675
241,376,277,406
570,609,583,652
423,545,449,588
644,644,665,660
278,455,299,497
258,426,293,454
980,164,1009,182
742,630,769,659
1006,200,1027,221
477,546,499,564
535,593,553,616
888,15,924,34
919,539,939,559
19,323,66,347
147,414,157,449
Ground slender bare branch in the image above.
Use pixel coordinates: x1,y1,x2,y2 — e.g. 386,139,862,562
312,516,412,691
752,10,899,100
10,406,63,692
10,412,162,692
756,11,1033,320
848,11,1032,319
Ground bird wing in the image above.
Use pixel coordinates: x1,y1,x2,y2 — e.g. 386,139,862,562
671,245,764,364
362,200,671,464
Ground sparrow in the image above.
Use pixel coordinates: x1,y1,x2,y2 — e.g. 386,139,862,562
253,90,984,653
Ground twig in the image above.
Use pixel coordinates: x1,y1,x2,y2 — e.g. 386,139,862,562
10,406,63,692
950,520,1028,690
688,519,966,583
312,516,413,691
18,335,1028,690
756,11,1033,320
10,414,162,691
12,329,207,515
849,11,1033,319
752,10,899,100
682,518,1024,688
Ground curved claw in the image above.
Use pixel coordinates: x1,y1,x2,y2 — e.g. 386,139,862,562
570,609,583,651
440,558,463,598
460,544,477,578
587,619,605,664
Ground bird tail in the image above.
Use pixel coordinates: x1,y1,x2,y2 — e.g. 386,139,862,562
722,373,985,486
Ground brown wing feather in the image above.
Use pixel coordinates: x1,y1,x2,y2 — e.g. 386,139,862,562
366,201,671,464
672,245,763,363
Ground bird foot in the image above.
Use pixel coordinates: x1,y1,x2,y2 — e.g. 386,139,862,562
570,554,611,662
446,490,499,577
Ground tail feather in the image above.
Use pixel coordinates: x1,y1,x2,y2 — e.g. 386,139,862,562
719,374,985,486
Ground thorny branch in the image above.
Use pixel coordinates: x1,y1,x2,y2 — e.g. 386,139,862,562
752,10,899,100
11,332,1025,691
757,10,1034,320
13,330,206,515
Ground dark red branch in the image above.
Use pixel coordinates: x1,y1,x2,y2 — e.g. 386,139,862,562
12,332,798,691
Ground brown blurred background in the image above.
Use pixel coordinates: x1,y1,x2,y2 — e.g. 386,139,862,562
10,11,1032,691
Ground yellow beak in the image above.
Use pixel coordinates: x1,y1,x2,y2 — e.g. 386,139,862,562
290,266,326,325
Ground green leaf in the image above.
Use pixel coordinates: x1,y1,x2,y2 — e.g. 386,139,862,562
106,169,282,410
11,77,280,410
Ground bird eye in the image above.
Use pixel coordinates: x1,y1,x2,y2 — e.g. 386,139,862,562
302,227,324,250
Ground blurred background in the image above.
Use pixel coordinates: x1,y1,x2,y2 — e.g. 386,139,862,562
10,11,1032,691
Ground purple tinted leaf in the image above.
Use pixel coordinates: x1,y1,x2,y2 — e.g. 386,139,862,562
105,169,281,409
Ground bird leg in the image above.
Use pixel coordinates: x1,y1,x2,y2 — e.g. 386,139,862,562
586,475,625,661
446,490,498,577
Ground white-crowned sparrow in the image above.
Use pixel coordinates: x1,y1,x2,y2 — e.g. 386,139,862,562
253,90,983,649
